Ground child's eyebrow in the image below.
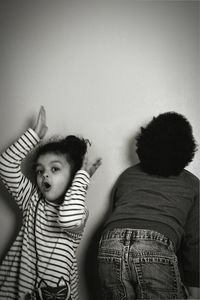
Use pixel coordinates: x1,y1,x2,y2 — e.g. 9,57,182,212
35,160,63,167
49,160,63,164
35,163,43,168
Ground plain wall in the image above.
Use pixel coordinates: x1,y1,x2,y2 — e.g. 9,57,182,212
0,1,199,299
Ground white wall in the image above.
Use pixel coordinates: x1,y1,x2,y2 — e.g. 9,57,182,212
0,1,199,299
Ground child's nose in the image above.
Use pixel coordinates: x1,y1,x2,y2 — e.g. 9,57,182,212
43,172,49,178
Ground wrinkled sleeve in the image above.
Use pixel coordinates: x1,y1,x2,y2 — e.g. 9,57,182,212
58,170,90,232
0,128,40,211
182,186,200,287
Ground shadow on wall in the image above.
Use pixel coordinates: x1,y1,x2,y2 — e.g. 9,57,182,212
83,135,139,300
82,184,115,300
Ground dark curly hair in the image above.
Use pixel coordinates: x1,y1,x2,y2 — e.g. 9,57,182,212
34,135,89,181
136,112,197,177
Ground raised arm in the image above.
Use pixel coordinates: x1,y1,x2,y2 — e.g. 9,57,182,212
0,106,47,211
58,170,90,232
0,129,40,211
58,156,102,233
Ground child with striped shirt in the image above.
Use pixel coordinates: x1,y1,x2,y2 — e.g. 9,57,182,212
0,106,101,300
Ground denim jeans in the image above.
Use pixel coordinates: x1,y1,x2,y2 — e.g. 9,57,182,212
98,228,187,299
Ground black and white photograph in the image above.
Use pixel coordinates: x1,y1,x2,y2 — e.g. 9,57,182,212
0,1,199,299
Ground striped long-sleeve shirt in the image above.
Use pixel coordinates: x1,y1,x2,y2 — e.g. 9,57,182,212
0,128,90,300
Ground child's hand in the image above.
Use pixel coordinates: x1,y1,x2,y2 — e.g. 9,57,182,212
33,106,48,139
82,156,102,177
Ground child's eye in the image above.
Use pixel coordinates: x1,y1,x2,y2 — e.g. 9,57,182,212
52,167,60,173
36,169,43,176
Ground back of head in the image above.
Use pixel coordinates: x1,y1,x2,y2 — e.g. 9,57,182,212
136,112,197,177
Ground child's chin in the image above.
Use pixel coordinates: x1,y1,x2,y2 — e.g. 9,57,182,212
46,197,63,205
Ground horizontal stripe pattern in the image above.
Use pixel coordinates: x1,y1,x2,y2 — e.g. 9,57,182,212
0,128,90,299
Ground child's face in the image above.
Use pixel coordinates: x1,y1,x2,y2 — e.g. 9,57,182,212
36,152,72,204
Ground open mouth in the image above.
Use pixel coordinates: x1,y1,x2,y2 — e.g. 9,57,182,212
43,181,51,191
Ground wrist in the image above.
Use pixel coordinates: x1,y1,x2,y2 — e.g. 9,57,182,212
78,169,91,178
28,128,40,141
